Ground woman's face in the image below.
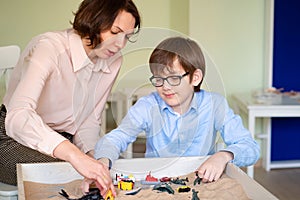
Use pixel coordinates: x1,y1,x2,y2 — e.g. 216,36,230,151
94,10,136,59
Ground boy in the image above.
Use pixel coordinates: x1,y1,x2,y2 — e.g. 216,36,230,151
94,37,260,183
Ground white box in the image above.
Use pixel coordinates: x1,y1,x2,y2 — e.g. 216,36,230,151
0,182,18,200
17,156,278,200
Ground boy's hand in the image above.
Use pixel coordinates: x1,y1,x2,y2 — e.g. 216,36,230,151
196,151,233,183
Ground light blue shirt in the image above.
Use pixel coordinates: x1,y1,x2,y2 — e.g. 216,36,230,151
94,90,260,167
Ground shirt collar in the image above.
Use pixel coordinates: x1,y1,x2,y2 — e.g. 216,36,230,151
68,29,90,72
157,92,198,114
68,29,121,73
189,93,198,111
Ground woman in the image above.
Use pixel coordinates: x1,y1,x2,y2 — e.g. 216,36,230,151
0,0,140,196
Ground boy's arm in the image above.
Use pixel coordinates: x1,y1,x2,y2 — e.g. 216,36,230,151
94,102,147,163
94,127,137,162
94,95,153,164
220,111,260,166
215,96,260,167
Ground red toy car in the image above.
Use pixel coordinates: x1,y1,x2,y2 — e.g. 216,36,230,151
160,177,171,182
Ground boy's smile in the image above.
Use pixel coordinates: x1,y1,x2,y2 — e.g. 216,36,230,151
163,93,175,98
154,59,200,115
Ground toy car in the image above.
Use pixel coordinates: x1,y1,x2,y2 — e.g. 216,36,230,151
115,173,136,190
159,177,171,182
118,179,134,190
105,189,114,200
177,186,191,193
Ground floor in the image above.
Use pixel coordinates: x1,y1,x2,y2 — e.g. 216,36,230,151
253,167,300,200
132,141,300,200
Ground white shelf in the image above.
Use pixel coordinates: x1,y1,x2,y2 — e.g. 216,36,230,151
270,160,300,169
232,93,300,176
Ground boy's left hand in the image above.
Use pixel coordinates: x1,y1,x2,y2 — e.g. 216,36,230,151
196,151,233,183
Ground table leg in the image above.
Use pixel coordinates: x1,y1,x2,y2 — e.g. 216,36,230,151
265,118,271,171
125,144,133,159
247,112,255,178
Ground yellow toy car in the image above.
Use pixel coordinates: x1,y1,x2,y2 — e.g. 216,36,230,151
118,180,134,190
105,189,114,200
177,186,191,193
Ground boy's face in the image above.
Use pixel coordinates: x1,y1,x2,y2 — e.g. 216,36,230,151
153,59,202,114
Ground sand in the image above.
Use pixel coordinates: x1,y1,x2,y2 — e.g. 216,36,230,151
23,172,250,200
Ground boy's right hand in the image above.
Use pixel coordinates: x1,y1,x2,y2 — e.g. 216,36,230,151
196,151,233,183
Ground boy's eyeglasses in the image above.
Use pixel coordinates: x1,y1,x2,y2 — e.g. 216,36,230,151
149,72,189,87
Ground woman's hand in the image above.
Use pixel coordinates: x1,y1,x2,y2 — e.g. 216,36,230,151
196,151,233,183
80,158,115,197
53,140,116,197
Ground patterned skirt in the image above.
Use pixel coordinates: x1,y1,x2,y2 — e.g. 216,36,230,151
0,104,72,185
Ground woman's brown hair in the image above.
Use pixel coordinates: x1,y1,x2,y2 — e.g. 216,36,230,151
72,0,141,47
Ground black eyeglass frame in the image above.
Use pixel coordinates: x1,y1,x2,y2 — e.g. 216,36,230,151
149,72,190,87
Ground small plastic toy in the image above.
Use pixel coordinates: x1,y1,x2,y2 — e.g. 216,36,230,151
115,174,135,185
145,172,159,182
159,176,171,182
118,179,134,190
59,188,104,200
191,189,200,200
116,174,136,190
170,177,189,185
193,171,202,186
105,189,114,200
177,186,191,193
125,187,142,195
141,171,160,185
153,183,174,194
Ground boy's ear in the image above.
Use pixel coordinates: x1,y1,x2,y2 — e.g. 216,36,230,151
192,69,203,86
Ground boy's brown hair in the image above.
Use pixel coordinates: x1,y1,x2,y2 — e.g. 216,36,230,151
149,37,206,92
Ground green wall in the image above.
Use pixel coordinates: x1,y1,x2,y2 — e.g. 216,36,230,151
0,0,265,99
190,0,265,100
0,0,82,49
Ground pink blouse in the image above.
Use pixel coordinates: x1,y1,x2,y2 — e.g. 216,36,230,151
3,29,122,156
